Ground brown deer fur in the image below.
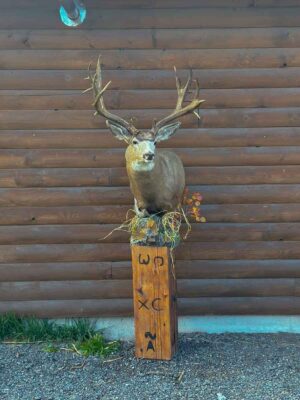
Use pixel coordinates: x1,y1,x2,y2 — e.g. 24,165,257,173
87,57,204,216
126,143,185,214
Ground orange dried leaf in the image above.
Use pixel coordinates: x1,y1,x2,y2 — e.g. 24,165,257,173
147,219,156,229
191,192,202,200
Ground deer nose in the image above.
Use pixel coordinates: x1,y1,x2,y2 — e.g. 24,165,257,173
143,153,154,161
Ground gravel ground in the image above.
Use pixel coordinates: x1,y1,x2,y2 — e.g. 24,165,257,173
1,333,300,400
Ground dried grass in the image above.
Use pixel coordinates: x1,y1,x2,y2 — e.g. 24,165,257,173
102,207,191,249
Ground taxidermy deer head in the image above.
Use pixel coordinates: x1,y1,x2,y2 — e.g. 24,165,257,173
86,57,205,216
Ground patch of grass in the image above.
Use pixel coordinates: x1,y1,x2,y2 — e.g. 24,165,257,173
0,313,96,342
74,333,120,357
0,313,119,358
42,343,59,353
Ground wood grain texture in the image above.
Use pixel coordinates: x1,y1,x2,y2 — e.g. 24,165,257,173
0,185,299,207
0,241,300,263
1,8,300,30
132,246,177,360
3,108,300,129
3,0,297,9
2,68,300,90
0,262,114,282
202,204,300,223
0,49,299,70
2,297,300,317
2,28,300,50
1,0,300,319
0,299,133,317
0,165,299,187
0,277,297,301
0,280,133,301
178,297,300,315
1,128,300,149
2,259,300,282
0,206,129,225
2,203,300,226
0,30,153,50
1,147,300,169
2,88,300,110
0,223,300,244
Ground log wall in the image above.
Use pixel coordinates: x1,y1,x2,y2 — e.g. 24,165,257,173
1,0,300,317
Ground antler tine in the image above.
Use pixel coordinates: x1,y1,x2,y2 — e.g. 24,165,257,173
92,80,111,107
193,78,200,100
89,56,139,135
81,62,94,93
174,66,180,91
92,56,109,111
96,56,102,87
153,67,205,131
174,67,191,111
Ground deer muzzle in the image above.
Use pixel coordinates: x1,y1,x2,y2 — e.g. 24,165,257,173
143,153,155,161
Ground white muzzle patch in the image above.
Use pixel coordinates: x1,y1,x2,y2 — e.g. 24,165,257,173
132,140,156,171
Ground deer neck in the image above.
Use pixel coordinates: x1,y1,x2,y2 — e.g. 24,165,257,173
126,157,158,181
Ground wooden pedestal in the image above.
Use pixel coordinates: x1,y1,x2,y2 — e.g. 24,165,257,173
131,245,178,360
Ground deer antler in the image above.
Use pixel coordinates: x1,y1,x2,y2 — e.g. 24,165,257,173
153,67,205,132
85,56,139,135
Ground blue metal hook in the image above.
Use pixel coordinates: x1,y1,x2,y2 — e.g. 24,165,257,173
59,0,86,27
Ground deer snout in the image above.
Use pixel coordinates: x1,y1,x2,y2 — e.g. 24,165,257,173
143,152,155,161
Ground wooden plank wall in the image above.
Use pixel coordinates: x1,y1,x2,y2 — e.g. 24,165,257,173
1,0,300,317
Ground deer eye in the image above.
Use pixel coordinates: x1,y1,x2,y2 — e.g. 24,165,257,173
132,139,139,145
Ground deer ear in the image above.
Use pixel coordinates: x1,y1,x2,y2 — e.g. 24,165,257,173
106,121,131,143
155,122,181,143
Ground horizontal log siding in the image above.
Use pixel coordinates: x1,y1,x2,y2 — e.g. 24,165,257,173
1,0,300,317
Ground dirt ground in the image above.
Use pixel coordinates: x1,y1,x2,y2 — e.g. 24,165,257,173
1,333,300,400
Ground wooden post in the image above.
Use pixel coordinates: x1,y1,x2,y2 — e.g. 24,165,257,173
131,245,177,360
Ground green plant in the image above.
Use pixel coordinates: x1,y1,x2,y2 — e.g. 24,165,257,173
0,313,96,342
0,313,120,358
42,343,59,353
74,333,120,357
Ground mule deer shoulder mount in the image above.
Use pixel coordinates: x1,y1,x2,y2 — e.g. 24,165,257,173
87,57,205,217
